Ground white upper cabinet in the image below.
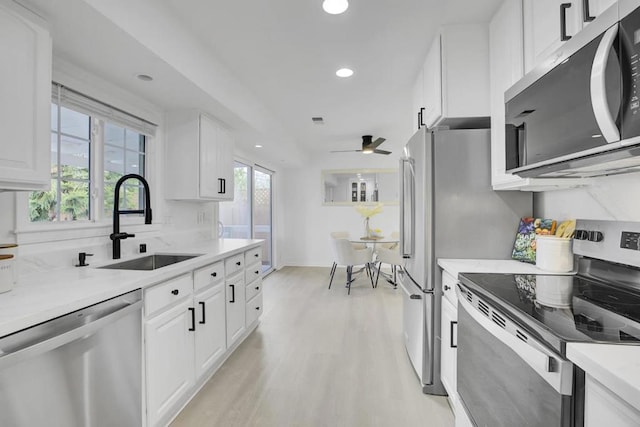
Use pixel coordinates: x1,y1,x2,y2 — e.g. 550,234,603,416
411,68,425,132
166,111,234,201
523,0,618,73
0,2,51,191
422,24,491,129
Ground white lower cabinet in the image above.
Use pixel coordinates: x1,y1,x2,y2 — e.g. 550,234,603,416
144,246,264,426
194,284,226,378
585,374,640,427
439,270,462,418
225,271,246,348
145,287,195,427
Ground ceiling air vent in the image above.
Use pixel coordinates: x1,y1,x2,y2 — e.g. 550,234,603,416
312,117,324,124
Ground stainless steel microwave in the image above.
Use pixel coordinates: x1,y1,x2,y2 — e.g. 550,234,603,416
505,0,640,178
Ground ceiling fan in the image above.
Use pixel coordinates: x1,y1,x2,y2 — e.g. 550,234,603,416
331,135,391,155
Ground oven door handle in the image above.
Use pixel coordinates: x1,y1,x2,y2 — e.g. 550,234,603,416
457,284,573,395
590,24,620,143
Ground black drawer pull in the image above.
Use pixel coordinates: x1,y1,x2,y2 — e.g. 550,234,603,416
255,270,259,274
171,289,179,295
211,272,217,277
254,253,259,257
255,286,260,290
229,284,235,303
256,306,260,310
199,301,206,324
236,261,241,266
188,307,196,332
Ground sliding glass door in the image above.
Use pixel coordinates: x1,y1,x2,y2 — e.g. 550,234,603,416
253,167,272,272
220,162,273,273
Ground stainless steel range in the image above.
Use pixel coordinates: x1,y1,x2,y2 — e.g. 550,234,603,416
456,220,640,427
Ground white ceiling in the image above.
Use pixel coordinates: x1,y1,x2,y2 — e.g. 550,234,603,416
18,0,502,166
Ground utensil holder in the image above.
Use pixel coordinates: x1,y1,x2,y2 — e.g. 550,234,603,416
0,255,15,294
536,235,573,272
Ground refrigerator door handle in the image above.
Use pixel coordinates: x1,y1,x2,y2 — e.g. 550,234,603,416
400,157,415,258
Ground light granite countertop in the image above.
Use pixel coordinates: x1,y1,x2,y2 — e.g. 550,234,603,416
0,239,262,338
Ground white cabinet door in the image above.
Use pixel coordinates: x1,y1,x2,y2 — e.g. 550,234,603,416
215,124,234,201
420,24,490,128
523,0,583,73
0,2,51,191
585,374,640,427
412,68,425,132
440,297,457,397
225,273,246,348
194,284,227,378
145,299,195,427
166,111,234,201
422,35,442,127
490,0,528,189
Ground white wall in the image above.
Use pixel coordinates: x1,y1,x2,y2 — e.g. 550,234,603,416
535,173,640,222
279,147,403,267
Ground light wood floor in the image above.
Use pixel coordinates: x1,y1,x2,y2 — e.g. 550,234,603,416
171,266,454,427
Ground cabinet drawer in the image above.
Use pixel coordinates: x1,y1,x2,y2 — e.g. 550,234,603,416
245,291,263,326
245,264,261,285
244,247,262,265
225,254,244,276
245,278,262,301
144,273,193,317
442,270,458,306
194,261,224,291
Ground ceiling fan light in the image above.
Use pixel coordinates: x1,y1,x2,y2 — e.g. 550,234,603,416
322,0,348,14
362,148,373,154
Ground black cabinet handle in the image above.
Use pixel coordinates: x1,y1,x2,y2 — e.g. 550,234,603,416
254,253,259,257
236,261,241,266
218,178,226,194
229,284,235,303
583,0,595,22
211,272,217,277
560,3,572,41
256,306,260,311
417,110,422,130
410,294,422,300
188,307,196,331
450,321,457,348
255,270,259,274
419,107,425,128
255,286,260,290
199,301,206,324
444,285,451,291
171,289,179,296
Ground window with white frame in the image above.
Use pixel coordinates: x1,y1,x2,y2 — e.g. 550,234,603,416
29,84,154,223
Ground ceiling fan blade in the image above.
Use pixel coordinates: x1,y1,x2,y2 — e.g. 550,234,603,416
373,149,391,155
371,137,386,148
330,149,363,153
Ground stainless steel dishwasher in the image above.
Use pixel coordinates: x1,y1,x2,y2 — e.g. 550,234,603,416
0,289,142,426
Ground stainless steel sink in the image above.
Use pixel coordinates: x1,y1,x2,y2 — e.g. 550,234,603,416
98,254,201,271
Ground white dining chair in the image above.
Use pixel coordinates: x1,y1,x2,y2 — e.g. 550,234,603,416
329,238,374,295
374,244,403,288
329,231,366,277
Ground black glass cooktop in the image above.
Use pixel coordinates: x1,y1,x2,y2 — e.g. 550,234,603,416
458,272,640,353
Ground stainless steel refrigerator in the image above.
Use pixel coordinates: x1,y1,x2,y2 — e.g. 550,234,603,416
398,127,532,395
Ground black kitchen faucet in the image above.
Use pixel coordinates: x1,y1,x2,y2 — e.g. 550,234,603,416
110,174,152,259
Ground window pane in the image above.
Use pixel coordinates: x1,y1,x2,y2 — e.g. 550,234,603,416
60,135,89,180
50,133,58,176
125,150,143,174
59,180,89,221
51,104,58,131
29,180,58,222
60,107,89,139
103,183,142,218
104,146,124,178
105,123,125,148
125,129,144,151
254,169,272,272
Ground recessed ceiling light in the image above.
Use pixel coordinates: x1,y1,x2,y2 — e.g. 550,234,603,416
255,144,263,148
322,0,348,14
336,68,354,78
136,74,153,82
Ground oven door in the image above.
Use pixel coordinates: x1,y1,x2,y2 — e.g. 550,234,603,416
456,284,574,427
